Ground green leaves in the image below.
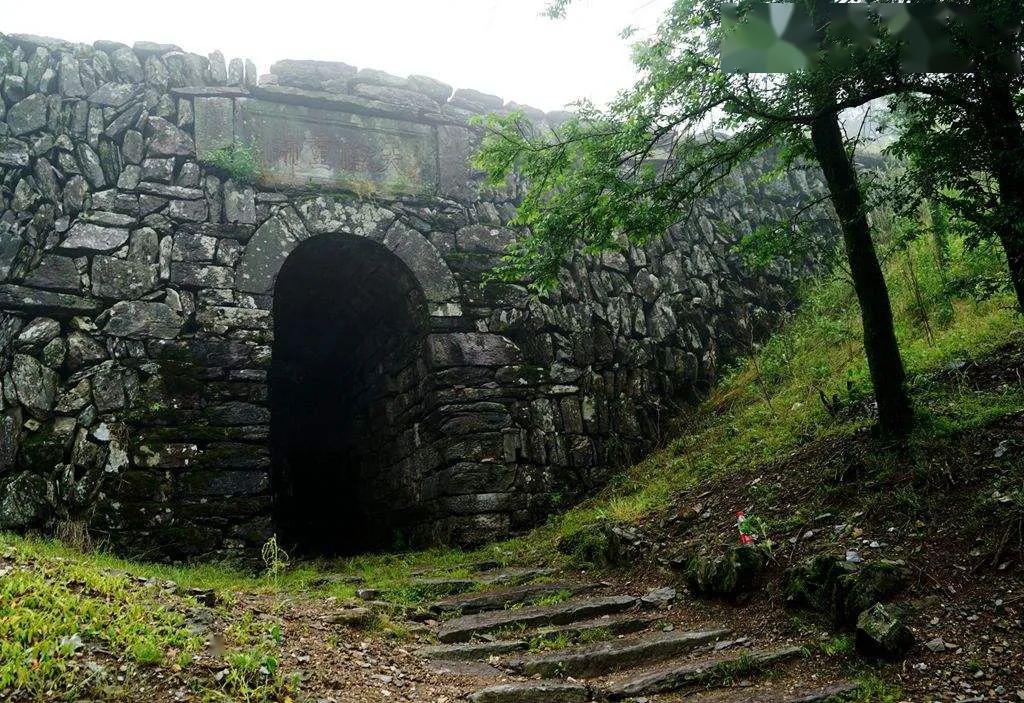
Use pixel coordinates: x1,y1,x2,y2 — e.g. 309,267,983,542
473,0,859,288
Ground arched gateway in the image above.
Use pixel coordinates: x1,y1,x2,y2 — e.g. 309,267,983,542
271,235,430,554
0,34,835,559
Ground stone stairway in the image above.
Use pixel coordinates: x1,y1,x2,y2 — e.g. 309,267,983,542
404,572,863,703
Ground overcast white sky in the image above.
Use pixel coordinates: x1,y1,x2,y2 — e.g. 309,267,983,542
2,0,675,113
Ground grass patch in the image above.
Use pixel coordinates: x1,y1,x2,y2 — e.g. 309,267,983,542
850,674,904,702
527,626,614,652
821,634,856,657
0,540,202,701
200,142,261,184
528,589,573,608
497,220,1022,562
204,613,299,703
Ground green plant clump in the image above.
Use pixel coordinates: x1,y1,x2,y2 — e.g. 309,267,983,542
201,142,261,184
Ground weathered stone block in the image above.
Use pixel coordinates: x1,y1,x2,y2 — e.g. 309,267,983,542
224,180,256,224
62,222,130,252
7,93,49,136
91,256,159,299
234,207,309,293
14,318,60,350
11,354,58,418
66,332,107,370
169,262,233,288
0,285,100,316
167,198,209,222
103,301,183,339
408,74,453,103
142,157,175,182
856,603,915,659
680,544,770,598
206,401,269,426
428,333,520,367
88,82,136,107
0,472,50,529
171,233,218,262
91,360,138,412
146,116,195,157
437,123,477,202
269,59,357,90
0,414,20,471
178,469,269,497
0,137,31,167
193,96,235,155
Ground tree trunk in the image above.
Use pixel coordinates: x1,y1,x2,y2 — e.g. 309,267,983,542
928,200,950,271
979,78,1024,313
810,110,914,435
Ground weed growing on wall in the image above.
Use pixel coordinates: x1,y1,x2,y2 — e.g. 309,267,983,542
201,141,261,184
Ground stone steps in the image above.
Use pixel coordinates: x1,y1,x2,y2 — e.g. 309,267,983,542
785,682,862,702
430,581,600,615
604,645,805,700
468,680,590,703
416,639,528,662
418,613,662,662
674,681,861,702
464,666,849,703
505,627,730,678
528,613,662,642
475,567,555,585
408,577,479,597
437,594,638,643
413,578,848,703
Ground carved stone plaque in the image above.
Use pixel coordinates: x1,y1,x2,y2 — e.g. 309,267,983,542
234,98,438,195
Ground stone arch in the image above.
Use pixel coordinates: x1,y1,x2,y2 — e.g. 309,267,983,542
235,199,462,317
269,233,434,555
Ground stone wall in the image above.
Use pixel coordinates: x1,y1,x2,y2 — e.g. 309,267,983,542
0,31,836,558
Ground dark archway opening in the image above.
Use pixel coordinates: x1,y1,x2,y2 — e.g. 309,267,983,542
271,235,429,556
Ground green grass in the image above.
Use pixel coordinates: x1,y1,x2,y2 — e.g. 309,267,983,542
0,540,202,701
850,674,904,702
205,612,300,703
821,634,856,657
527,626,614,652
528,589,573,608
0,535,512,699
200,142,261,184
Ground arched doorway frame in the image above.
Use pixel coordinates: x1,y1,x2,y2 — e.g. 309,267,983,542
235,197,462,318
262,207,444,554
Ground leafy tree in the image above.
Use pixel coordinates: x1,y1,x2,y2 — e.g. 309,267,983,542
476,0,914,433
883,1,1024,312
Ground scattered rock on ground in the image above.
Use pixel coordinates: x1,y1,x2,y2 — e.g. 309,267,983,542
855,603,916,659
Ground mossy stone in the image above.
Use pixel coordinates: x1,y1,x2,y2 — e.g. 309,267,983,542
783,554,908,625
837,560,909,623
683,543,770,598
855,603,915,659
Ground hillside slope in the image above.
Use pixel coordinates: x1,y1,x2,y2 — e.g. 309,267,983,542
2,229,1023,702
